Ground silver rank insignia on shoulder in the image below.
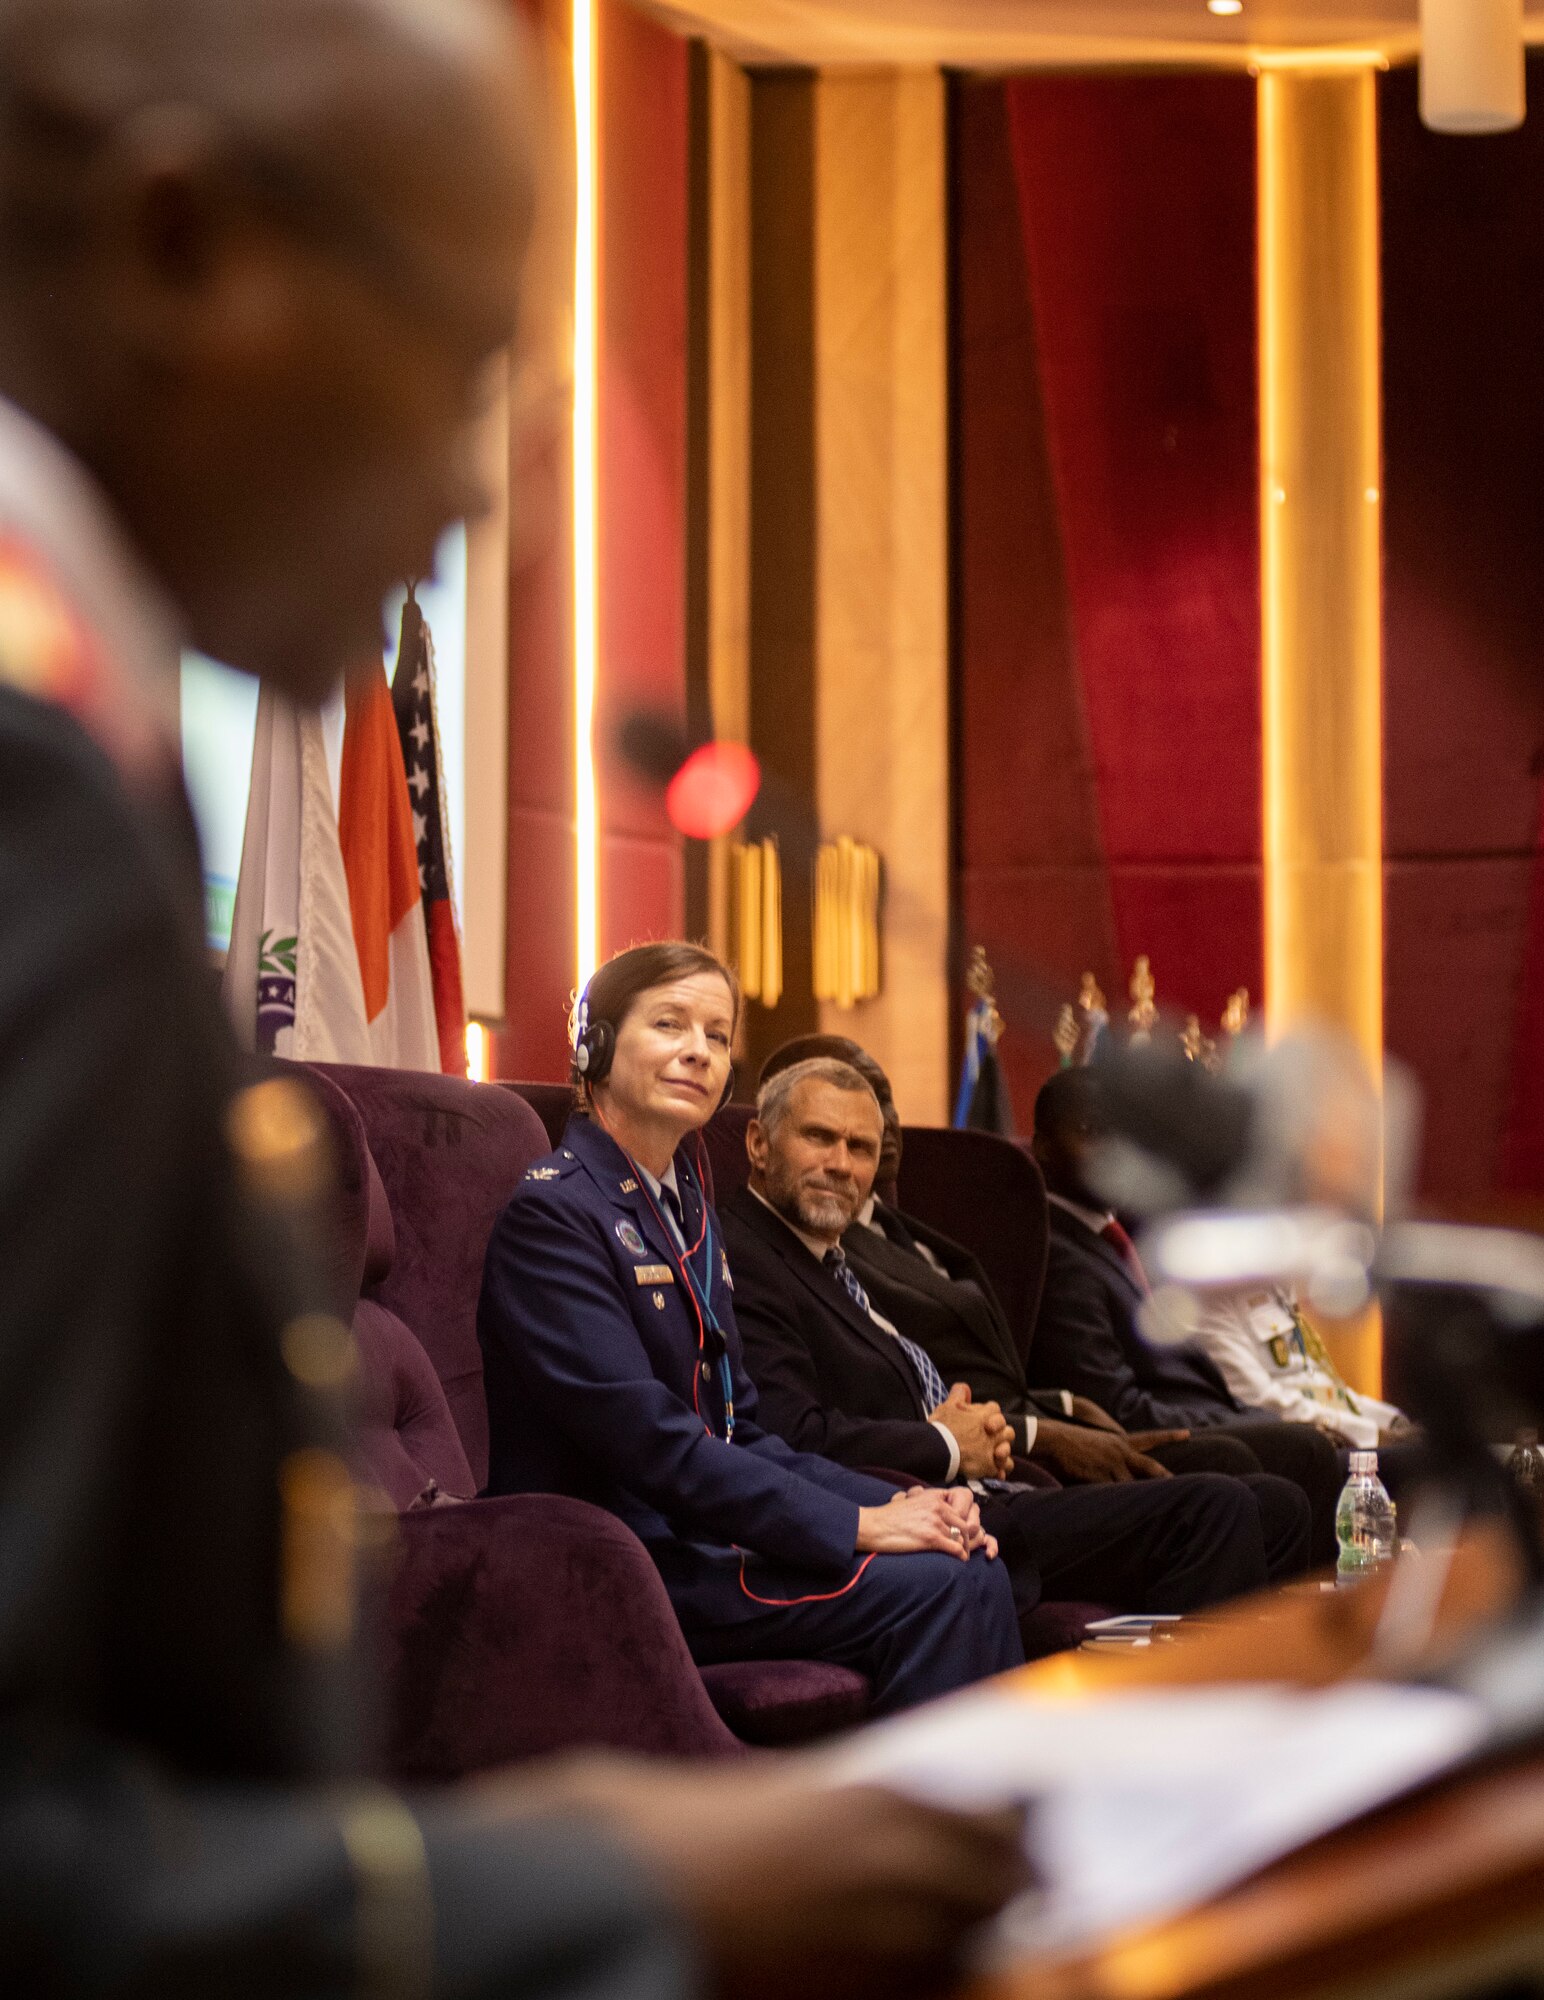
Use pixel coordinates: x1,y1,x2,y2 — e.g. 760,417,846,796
634,1264,675,1286
619,1177,639,1193
525,1166,560,1181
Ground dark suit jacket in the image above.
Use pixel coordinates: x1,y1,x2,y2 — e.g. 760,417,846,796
839,1204,1068,1453
0,686,676,1988
479,1115,892,1629
719,1187,955,1483
1028,1204,1247,1431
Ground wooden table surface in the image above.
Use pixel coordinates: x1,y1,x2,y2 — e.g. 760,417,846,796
975,1527,1544,2000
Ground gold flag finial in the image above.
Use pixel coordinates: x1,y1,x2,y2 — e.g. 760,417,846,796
964,945,1003,1046
1221,987,1251,1039
1128,955,1157,1042
1180,1013,1219,1071
1076,973,1108,1063
1053,1003,1079,1068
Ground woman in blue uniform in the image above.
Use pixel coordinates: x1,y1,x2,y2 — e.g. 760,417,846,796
478,941,1024,1713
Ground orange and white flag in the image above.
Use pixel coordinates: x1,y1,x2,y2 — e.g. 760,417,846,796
337,662,440,1070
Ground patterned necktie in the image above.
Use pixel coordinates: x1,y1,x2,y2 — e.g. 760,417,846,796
824,1246,948,1412
1101,1217,1151,1296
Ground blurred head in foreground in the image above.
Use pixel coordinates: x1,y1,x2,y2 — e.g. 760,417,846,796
0,0,533,701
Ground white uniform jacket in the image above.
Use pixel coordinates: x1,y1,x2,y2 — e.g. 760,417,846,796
1189,1288,1402,1451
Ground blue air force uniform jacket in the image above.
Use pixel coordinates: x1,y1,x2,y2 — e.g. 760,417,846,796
477,1114,895,1630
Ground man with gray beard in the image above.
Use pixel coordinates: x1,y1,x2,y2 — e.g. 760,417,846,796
721,1060,1311,1627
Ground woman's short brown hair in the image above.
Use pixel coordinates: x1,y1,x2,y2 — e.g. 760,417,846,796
572,941,741,1106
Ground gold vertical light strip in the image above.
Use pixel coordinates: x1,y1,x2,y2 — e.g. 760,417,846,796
572,0,600,993
736,839,763,998
812,837,881,1009
1259,65,1384,1391
759,838,783,1006
703,50,751,966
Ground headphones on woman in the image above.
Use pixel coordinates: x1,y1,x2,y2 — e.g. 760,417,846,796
573,993,736,1110
572,996,617,1086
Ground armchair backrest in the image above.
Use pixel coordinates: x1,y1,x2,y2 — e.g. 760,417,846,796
896,1127,1049,1366
505,1080,571,1148
310,1063,549,1487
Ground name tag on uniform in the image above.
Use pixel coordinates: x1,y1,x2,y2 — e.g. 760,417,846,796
634,1264,675,1286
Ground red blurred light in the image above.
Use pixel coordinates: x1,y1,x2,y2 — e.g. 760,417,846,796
666,741,761,839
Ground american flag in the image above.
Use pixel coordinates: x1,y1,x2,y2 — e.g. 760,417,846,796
390,587,467,1074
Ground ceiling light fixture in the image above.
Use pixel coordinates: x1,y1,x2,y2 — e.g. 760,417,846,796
1420,0,1525,133
1208,1,1243,15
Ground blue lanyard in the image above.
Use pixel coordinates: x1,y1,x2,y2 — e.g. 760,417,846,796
640,1164,736,1443
674,1200,736,1440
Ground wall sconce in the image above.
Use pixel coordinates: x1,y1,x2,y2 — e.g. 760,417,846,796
464,1018,500,1082
1420,0,1525,133
730,836,782,1006
813,837,881,1008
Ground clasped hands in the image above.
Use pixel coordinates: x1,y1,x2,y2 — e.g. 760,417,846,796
929,1380,1014,1479
855,1482,999,1561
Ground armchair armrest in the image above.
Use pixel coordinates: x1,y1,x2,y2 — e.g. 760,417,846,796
382,1492,745,1777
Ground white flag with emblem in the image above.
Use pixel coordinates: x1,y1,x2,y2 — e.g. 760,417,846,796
223,684,372,1060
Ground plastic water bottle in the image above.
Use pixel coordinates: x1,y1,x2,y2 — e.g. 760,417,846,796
1334,1450,1397,1588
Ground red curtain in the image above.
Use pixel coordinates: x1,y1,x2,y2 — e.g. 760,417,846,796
953,73,1261,1118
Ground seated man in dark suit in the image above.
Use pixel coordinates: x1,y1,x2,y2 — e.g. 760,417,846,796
1030,1067,1345,1564
720,1059,1312,1619
759,1035,1193,1486
761,1036,1348,1552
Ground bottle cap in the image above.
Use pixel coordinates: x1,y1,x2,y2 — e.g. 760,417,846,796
1350,1450,1378,1475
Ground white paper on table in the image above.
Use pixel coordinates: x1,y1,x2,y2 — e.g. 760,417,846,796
825,1681,1488,1964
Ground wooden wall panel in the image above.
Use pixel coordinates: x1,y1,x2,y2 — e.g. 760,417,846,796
813,71,951,1123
